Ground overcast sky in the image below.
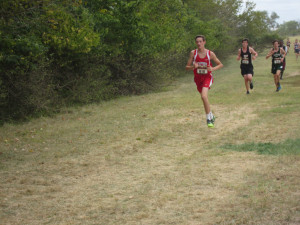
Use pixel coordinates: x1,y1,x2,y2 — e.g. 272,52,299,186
243,0,300,24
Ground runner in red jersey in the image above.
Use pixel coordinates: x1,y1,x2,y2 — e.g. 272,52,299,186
186,35,223,128
193,48,213,93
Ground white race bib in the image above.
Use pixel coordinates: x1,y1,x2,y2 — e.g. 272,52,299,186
197,69,208,74
274,59,281,64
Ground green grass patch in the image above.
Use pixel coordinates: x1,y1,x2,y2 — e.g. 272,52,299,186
222,139,300,155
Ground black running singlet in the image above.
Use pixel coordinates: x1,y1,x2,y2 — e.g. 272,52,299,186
272,48,282,66
240,47,252,66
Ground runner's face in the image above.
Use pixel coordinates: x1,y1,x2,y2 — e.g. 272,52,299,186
242,41,248,48
195,38,205,49
273,42,279,48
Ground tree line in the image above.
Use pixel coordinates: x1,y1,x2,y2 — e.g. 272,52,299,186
0,0,284,123
277,20,300,36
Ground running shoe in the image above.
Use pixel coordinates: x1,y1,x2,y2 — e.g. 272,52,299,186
250,82,254,89
276,85,282,92
207,119,214,128
211,115,215,123
246,91,250,94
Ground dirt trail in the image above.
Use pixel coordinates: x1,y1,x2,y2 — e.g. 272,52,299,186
286,71,300,78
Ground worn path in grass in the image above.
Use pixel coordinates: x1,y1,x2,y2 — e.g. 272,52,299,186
1,40,300,224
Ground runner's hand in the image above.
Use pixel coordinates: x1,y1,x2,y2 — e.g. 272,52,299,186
193,62,198,69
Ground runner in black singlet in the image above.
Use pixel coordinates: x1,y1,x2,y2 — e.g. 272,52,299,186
279,40,288,80
294,39,299,61
237,38,258,94
266,40,286,92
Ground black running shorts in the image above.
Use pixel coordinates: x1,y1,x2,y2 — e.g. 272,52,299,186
271,64,283,74
240,64,254,76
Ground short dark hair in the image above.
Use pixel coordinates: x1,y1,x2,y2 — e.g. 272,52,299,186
242,38,249,43
195,35,206,41
272,40,279,44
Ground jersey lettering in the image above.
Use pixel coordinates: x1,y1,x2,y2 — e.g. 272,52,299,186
197,62,208,74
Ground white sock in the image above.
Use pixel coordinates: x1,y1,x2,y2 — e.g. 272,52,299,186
209,112,214,119
206,114,211,120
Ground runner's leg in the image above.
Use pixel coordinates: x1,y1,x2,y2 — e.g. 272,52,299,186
244,75,249,92
273,74,278,89
275,70,281,91
201,87,210,114
201,87,214,127
247,74,253,89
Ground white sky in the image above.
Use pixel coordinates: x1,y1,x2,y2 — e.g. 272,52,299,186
243,0,300,24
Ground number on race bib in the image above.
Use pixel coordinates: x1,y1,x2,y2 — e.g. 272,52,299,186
197,69,208,74
274,59,281,64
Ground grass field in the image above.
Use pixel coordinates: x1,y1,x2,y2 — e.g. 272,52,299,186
1,37,300,225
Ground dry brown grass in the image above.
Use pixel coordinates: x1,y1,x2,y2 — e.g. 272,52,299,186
1,47,300,224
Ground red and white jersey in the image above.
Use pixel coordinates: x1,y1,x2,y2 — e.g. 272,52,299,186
193,49,212,76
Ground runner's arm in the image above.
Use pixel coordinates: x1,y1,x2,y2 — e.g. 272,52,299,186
185,50,196,71
237,49,241,60
209,51,223,72
280,48,286,62
266,49,274,59
250,47,258,60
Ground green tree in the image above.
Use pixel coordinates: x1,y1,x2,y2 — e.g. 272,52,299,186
0,0,51,120
268,12,280,30
0,0,284,123
277,20,300,36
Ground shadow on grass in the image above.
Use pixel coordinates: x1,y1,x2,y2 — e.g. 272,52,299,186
221,139,300,155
